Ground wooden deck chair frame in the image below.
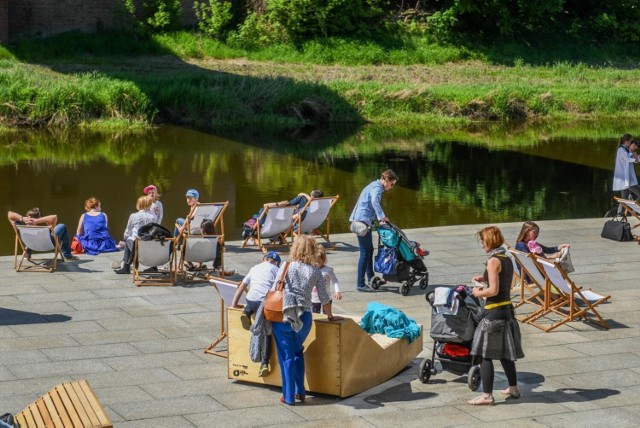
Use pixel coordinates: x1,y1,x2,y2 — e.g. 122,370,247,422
241,205,297,253
15,379,112,428
13,224,64,273
179,234,223,283
527,254,610,332
614,196,640,230
292,195,340,249
507,248,547,320
133,237,177,286
205,277,247,358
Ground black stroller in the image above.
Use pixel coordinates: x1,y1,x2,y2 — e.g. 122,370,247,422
371,222,429,295
418,284,483,390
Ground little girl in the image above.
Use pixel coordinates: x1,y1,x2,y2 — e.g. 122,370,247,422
144,184,164,225
312,245,342,314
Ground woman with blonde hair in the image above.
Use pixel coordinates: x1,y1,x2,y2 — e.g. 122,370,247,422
75,197,118,255
468,226,524,406
270,235,341,405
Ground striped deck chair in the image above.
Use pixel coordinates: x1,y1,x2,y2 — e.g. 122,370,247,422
507,248,547,321
614,197,640,230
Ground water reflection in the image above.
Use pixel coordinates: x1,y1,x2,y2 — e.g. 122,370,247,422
0,125,625,256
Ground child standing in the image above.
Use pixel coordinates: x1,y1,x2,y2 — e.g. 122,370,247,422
312,246,342,314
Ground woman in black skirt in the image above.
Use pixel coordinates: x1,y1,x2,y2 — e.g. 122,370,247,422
468,226,524,405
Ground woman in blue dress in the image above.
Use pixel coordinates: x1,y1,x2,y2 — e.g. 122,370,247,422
75,197,118,255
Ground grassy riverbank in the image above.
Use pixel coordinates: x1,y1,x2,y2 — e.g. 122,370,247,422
2,31,640,130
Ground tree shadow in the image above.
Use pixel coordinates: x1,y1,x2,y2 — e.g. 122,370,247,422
0,307,71,325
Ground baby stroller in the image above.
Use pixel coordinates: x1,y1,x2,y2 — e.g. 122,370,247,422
371,222,429,295
418,284,483,390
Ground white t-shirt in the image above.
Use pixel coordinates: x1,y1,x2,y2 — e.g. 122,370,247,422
312,265,340,304
244,262,279,301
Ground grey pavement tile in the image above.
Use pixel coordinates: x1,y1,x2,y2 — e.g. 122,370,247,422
9,320,106,337
133,336,212,354
295,417,375,428
0,376,75,398
97,314,192,331
0,365,17,381
110,395,226,420
77,367,182,388
0,300,75,314
116,416,195,428
186,406,304,428
622,404,640,418
0,349,48,365
550,368,640,390
92,384,155,404
363,405,480,427
16,290,98,304
517,342,588,363
71,328,167,345
8,359,115,380
68,296,153,310
542,384,640,412
102,350,207,371
533,407,639,427
62,308,134,322
41,343,141,361
123,303,210,317
556,352,640,374
0,283,47,296
142,378,254,399
566,336,640,356
0,334,80,351
166,361,228,380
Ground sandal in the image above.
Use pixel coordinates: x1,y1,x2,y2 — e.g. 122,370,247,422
295,394,306,402
500,387,521,399
468,395,494,406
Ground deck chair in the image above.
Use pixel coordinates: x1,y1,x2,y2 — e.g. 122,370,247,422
205,277,247,358
614,197,640,230
13,224,64,272
179,235,222,283
507,248,547,320
133,237,177,286
241,205,296,253
292,195,340,249
528,255,610,332
177,201,229,281
15,379,112,428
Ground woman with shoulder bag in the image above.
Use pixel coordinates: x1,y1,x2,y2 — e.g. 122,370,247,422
270,235,341,406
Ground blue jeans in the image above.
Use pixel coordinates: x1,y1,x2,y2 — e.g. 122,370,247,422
244,299,272,365
54,224,72,258
272,311,312,404
174,218,185,237
356,228,374,288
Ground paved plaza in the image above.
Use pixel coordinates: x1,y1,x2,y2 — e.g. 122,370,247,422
1,218,639,427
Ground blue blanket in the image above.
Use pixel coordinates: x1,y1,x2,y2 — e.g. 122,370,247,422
360,302,421,343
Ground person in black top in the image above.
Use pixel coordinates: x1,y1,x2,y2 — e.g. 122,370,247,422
468,226,524,406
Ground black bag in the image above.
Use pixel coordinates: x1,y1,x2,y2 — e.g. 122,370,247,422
138,222,172,241
601,217,634,241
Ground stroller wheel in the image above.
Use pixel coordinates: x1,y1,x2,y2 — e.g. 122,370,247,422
468,365,481,391
400,282,411,296
419,275,429,289
418,359,432,383
370,276,383,290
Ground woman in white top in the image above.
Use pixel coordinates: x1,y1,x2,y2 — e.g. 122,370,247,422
114,195,157,274
613,134,640,214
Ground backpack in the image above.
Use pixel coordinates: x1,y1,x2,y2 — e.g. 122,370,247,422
138,222,172,241
242,218,258,238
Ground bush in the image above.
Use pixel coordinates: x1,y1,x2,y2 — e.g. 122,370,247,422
121,0,183,33
194,0,234,40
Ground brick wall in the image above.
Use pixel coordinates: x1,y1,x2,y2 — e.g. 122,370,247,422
7,0,197,42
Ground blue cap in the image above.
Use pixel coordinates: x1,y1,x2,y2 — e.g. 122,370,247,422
264,251,281,266
185,189,199,199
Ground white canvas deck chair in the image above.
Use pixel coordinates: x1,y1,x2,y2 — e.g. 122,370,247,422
205,277,247,358
528,255,611,332
133,237,177,286
507,248,547,319
178,201,229,282
241,205,296,253
292,195,340,249
614,197,640,230
13,224,64,272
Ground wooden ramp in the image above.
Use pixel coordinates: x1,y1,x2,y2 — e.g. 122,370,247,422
15,380,112,428
227,307,423,397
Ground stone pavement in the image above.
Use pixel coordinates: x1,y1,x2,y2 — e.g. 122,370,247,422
1,218,639,427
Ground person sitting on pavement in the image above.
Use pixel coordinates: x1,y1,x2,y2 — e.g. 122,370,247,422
114,195,157,275
75,197,119,255
230,251,281,377
8,208,79,261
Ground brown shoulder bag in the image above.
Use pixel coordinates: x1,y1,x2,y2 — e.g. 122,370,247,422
263,262,290,323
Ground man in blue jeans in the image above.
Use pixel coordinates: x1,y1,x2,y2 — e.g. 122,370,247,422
8,208,79,261
349,169,398,292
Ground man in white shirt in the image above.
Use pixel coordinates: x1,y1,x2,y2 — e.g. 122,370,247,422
231,251,281,376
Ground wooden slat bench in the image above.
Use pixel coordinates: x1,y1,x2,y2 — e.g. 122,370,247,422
15,380,112,428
